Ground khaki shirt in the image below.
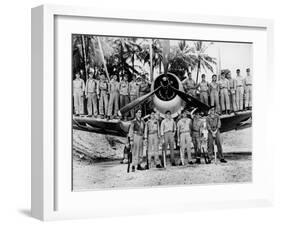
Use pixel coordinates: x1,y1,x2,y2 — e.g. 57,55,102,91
236,76,245,87
191,116,202,133
144,119,159,138
206,114,221,131
199,81,209,92
129,81,139,96
119,80,129,96
85,78,97,94
160,118,176,136
219,78,230,90
177,118,191,134
129,118,145,141
209,81,219,92
109,80,119,93
228,78,237,90
73,78,85,92
139,81,150,95
97,80,108,94
183,78,196,90
244,76,252,86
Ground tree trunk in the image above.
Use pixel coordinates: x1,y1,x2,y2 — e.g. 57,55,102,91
81,35,88,81
196,60,201,84
150,39,154,82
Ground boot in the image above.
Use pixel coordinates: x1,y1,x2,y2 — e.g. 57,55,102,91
195,158,201,164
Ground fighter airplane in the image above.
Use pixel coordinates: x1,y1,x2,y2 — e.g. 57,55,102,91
73,71,252,137
73,39,252,137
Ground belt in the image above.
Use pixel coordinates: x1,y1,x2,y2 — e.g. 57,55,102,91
237,85,243,87
164,130,174,134
133,132,143,136
200,90,208,92
192,130,199,132
220,87,227,89
246,84,252,86
148,131,158,135
180,131,190,134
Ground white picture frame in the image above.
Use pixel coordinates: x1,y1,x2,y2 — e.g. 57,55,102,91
31,4,274,221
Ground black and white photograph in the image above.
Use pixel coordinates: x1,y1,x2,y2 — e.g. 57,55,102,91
72,35,252,191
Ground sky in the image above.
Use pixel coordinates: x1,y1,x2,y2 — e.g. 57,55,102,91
134,38,253,82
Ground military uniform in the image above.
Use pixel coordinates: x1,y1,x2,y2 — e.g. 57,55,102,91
228,77,237,112
199,119,208,156
236,76,244,111
177,117,192,165
160,118,176,164
209,81,220,113
191,115,202,161
119,80,130,117
206,113,224,160
129,81,140,118
244,75,252,109
199,81,209,105
183,78,196,96
219,78,230,112
144,118,161,167
97,79,108,116
85,78,98,116
139,81,150,115
107,79,119,117
129,118,145,167
73,78,85,115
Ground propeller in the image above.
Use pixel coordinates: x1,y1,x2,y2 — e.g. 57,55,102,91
170,86,210,112
118,86,162,117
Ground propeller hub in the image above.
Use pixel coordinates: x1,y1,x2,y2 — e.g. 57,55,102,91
153,73,179,101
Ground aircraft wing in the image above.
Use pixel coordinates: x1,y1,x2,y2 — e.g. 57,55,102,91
73,111,252,137
220,110,252,133
73,116,130,137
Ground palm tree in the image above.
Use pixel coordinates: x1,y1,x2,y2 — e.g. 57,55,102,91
191,41,217,84
139,39,163,77
169,40,197,80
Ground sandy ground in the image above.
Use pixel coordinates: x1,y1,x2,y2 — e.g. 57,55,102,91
72,128,252,191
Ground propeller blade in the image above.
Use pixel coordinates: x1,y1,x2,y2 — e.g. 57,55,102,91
118,86,161,116
170,86,210,112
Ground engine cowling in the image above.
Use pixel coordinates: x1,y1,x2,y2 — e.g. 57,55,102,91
152,72,184,118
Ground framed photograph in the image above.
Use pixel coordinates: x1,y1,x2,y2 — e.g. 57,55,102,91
31,4,274,221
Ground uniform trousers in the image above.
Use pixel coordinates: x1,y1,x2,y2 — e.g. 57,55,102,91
99,90,108,115
87,92,98,116
107,92,119,116
192,131,201,159
229,90,237,112
132,134,143,166
245,85,252,108
200,91,209,105
129,95,137,118
236,86,244,110
163,132,175,164
120,94,130,117
179,132,192,164
210,90,220,113
147,133,160,165
220,88,230,111
207,131,224,159
73,90,84,114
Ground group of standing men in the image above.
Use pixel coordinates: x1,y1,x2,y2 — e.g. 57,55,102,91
73,70,150,119
127,107,227,172
183,68,252,114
